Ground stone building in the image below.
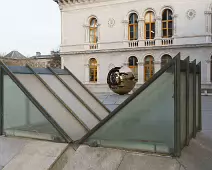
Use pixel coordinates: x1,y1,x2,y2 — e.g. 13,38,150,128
54,0,212,92
1,51,61,68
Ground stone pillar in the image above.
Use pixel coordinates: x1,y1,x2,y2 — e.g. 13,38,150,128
138,18,145,46
122,20,129,41
97,64,100,83
137,62,144,84
83,24,89,43
206,59,211,83
155,17,162,46
84,64,90,83
172,14,178,37
61,56,64,69
205,11,212,43
154,60,161,73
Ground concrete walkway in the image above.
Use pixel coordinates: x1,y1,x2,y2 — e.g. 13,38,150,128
55,132,212,170
0,137,68,170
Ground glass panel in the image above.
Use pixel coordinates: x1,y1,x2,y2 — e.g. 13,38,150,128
145,12,150,22
163,30,167,37
189,74,194,138
162,10,167,20
180,73,187,147
163,22,167,29
39,75,99,129
3,75,65,142
146,31,150,39
15,74,87,141
168,29,173,37
168,22,173,29
88,66,175,153
59,75,109,119
146,24,150,31
168,10,173,20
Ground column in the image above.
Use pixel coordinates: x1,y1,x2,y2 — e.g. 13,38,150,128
154,60,161,73
122,20,129,41
138,18,145,46
97,64,100,83
155,17,162,46
137,62,144,84
205,11,212,43
172,14,178,37
84,64,90,83
61,56,64,69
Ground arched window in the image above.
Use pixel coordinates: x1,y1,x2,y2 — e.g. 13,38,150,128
128,13,138,40
145,12,155,39
89,18,98,43
89,58,97,82
144,55,154,82
161,54,172,67
162,9,173,38
128,56,138,80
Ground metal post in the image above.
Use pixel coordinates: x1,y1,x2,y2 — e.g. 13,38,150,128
192,60,196,138
0,67,4,135
198,62,202,131
174,53,181,157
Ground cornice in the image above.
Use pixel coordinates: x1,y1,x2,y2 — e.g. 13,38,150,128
60,43,212,55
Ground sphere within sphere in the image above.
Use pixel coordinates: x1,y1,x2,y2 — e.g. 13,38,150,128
107,66,137,95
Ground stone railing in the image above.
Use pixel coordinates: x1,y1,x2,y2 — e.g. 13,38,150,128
128,40,139,48
144,39,155,46
161,38,173,46
89,43,98,50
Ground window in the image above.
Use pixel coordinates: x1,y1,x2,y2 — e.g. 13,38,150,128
89,58,97,82
89,18,98,43
162,9,173,38
161,54,172,68
145,12,155,39
128,56,138,81
128,13,138,40
144,55,154,82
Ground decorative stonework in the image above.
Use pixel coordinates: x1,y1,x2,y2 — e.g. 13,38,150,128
186,9,196,20
108,18,115,28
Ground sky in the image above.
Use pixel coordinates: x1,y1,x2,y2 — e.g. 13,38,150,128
0,0,60,57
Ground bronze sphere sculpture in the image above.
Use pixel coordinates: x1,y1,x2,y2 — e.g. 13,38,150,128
107,66,137,95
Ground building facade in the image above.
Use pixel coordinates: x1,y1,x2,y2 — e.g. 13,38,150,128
55,0,212,92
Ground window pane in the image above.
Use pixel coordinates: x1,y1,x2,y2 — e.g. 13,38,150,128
145,13,150,22
162,10,167,20
168,11,173,20
162,22,167,29
151,23,155,31
168,29,173,37
150,13,155,22
168,22,173,29
146,24,150,31
151,32,155,39
146,31,150,39
163,30,167,37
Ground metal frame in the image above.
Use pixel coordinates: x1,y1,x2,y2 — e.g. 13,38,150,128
48,67,101,121
64,66,110,114
26,64,90,132
192,60,197,138
0,61,72,142
174,54,181,157
185,57,190,146
0,67,3,135
78,54,177,145
197,62,202,131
